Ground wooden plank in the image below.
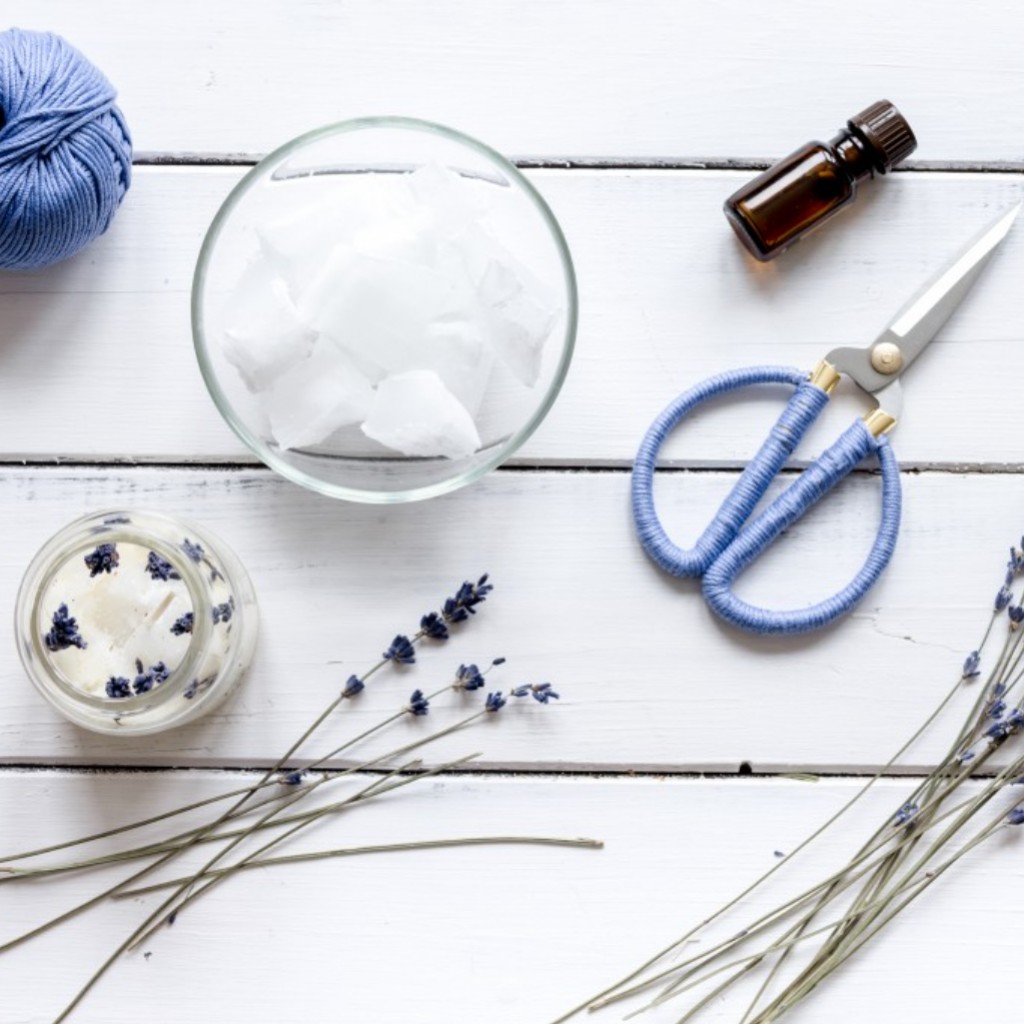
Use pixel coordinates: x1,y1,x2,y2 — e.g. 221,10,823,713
0,167,1021,466
13,1,1024,162
2,770,1019,1023
0,466,1018,771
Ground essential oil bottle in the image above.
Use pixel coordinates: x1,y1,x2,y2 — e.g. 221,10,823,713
723,100,917,261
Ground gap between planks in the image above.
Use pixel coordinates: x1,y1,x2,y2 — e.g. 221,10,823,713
132,152,1024,173
0,762,978,781
5,460,1024,475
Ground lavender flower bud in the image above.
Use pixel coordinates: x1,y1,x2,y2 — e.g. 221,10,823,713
383,635,416,665
404,689,430,716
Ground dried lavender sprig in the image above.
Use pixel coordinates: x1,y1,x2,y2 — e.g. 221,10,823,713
761,759,1024,1019
25,580,496,1023
581,660,1024,1017
762,703,1024,1014
0,581,493,873
94,666,507,878
732,769,1016,1021
47,757,446,1024
586,757,1009,1015
747,804,1014,1023
49,709,484,1022
729,556,1024,1020
0,672,496,879
652,732,1021,1017
634,614,1024,1015
739,804,1020,1024
42,582,540,1024
549,671,969,1024
619,814,1006,1021
128,675,528,942
634,817,1001,1024
108,835,604,892
117,751,544,903
614,735,1012,1014
124,749,478,948
6,666,511,881
0,742,435,936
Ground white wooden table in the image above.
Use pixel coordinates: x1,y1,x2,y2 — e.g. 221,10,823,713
3,4,1023,1022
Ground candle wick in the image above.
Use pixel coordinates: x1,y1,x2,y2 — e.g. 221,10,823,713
107,591,177,654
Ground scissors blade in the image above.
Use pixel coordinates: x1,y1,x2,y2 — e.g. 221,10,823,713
826,203,1020,395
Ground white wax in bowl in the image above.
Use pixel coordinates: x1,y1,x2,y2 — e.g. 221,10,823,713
219,163,563,459
37,540,231,701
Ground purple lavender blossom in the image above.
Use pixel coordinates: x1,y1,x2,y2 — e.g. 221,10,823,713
145,552,181,582
84,543,119,577
43,603,87,652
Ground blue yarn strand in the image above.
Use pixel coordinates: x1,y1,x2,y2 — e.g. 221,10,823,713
630,364,903,635
702,422,902,634
0,28,131,270
631,365,814,576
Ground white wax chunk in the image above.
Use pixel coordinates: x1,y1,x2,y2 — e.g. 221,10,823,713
406,162,492,239
257,176,406,291
362,370,482,459
433,221,496,287
299,250,473,376
351,202,436,264
266,336,375,451
475,257,558,387
433,221,561,385
221,258,316,392
413,319,495,418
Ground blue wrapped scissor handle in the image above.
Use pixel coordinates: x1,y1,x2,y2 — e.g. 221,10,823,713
630,365,902,635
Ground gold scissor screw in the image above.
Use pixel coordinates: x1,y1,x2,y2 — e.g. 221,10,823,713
870,341,903,375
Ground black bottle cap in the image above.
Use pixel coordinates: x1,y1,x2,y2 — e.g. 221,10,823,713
848,100,917,172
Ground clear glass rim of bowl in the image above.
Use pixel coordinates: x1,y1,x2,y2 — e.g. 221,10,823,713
192,115,579,504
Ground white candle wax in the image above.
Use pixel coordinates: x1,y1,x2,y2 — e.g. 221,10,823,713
40,542,196,698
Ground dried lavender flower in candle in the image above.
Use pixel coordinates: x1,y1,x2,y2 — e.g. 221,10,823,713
145,552,181,582
105,677,132,699
84,543,119,577
181,539,204,563
170,612,194,636
43,603,87,652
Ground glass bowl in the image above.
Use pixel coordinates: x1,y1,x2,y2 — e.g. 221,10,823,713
192,116,577,503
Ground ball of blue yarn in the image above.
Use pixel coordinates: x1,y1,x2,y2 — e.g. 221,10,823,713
0,28,132,270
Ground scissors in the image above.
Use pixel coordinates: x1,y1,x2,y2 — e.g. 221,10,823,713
631,205,1020,636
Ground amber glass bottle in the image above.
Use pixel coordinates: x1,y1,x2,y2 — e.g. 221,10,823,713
723,100,917,261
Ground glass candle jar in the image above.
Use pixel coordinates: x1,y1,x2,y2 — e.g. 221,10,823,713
15,510,259,736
